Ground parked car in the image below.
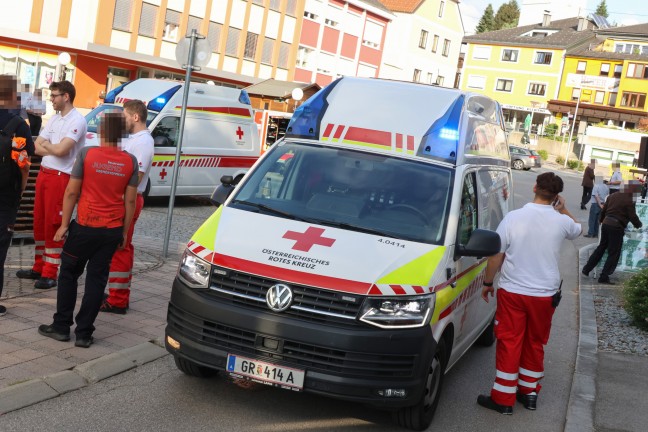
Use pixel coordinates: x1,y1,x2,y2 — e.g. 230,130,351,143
509,145,542,170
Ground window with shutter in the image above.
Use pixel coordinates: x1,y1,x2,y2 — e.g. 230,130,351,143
187,15,202,36
138,3,158,37
278,42,290,68
225,28,241,56
207,22,222,53
113,0,133,31
286,0,297,16
244,33,258,60
163,9,181,41
262,37,275,64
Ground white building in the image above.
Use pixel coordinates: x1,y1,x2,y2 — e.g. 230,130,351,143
518,0,587,26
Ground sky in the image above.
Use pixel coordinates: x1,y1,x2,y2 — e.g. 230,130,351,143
459,0,648,35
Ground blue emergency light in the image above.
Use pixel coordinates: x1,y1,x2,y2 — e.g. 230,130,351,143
239,90,251,105
285,79,341,139
147,85,181,112
418,95,464,163
103,81,132,104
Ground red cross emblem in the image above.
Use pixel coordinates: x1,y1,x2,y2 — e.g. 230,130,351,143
236,126,244,140
283,227,336,252
159,168,167,180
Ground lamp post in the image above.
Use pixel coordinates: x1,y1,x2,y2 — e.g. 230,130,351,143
57,52,71,81
563,88,590,167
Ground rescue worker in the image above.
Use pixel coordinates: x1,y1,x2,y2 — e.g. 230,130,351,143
478,172,581,414
101,100,154,314
37,112,138,347
16,81,86,289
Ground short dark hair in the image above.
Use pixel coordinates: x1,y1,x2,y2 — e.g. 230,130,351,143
99,112,127,145
123,99,148,122
49,80,76,103
535,172,564,201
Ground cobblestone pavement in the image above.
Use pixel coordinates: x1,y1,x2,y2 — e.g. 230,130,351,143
136,195,216,243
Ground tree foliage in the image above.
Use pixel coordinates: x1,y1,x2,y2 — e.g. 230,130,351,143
595,0,609,18
493,0,520,30
476,4,495,33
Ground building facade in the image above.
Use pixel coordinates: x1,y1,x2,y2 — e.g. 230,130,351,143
379,0,463,88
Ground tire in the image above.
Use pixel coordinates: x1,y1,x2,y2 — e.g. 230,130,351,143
476,316,496,347
512,159,524,170
174,355,218,378
394,338,447,431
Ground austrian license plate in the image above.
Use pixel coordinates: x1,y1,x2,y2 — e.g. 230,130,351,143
226,354,305,390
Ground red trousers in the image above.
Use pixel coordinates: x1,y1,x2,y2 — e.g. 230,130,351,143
490,289,555,406
106,194,144,308
32,167,70,279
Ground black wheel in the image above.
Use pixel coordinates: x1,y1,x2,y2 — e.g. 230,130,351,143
174,355,218,378
394,338,447,431
389,204,430,224
476,316,496,347
512,159,524,170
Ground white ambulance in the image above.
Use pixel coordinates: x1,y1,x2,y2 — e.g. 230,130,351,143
84,79,260,197
165,77,512,430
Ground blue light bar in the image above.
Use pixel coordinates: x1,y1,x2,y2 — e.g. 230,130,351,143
418,95,464,163
285,79,341,139
103,81,132,103
239,90,251,105
439,128,460,140
147,85,181,112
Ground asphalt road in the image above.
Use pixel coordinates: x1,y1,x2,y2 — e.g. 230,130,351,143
0,167,588,432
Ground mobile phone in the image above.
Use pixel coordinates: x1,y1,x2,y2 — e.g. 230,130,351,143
552,197,559,208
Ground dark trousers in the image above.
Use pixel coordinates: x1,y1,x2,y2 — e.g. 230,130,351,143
52,221,123,338
0,209,18,298
587,204,602,237
581,186,592,207
27,113,42,137
583,224,624,280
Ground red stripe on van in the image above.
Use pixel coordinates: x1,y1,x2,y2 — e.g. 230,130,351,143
323,123,334,139
407,135,415,152
395,133,403,150
368,285,382,295
344,127,391,147
212,253,371,294
193,245,205,254
333,125,345,139
390,285,406,295
412,286,425,294
217,156,258,168
181,106,252,118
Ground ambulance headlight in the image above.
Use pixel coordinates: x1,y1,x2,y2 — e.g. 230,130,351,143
178,249,211,288
359,294,434,328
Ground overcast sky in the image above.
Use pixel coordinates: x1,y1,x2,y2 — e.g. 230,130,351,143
460,0,648,35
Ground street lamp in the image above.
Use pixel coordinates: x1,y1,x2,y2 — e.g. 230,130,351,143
563,87,591,167
57,52,71,81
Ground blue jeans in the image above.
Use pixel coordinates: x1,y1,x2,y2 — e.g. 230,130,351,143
587,204,601,236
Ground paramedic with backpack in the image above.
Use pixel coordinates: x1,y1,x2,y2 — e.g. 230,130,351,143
16,81,86,290
0,75,35,316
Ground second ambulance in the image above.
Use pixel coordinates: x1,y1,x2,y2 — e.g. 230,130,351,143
165,77,512,430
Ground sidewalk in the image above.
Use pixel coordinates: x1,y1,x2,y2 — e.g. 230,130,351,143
0,235,185,408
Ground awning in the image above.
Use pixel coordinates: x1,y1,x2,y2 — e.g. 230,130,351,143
547,100,647,123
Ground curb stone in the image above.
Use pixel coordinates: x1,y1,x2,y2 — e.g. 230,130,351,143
0,341,168,415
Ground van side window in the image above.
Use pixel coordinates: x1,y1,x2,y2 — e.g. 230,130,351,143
152,116,180,147
458,173,478,245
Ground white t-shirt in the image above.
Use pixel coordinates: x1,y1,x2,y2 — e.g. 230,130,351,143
123,129,154,194
39,108,87,174
609,170,623,191
496,203,582,297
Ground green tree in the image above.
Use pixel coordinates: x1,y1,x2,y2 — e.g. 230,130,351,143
595,0,609,18
493,0,520,30
476,4,495,33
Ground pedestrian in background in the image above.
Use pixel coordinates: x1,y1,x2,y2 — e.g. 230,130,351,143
608,162,622,194
16,81,86,289
102,100,154,315
584,179,609,238
478,172,581,415
580,159,595,210
0,75,35,316
37,112,138,348
582,180,643,285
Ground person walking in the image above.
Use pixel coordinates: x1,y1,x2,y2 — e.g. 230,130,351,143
584,179,609,238
477,172,581,414
582,181,643,284
16,81,86,289
608,162,623,195
37,112,138,348
101,100,154,314
0,75,35,316
580,159,595,210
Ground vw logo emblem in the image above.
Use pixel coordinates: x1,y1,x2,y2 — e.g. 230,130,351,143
266,284,293,312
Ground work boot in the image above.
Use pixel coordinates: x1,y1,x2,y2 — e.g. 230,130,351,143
477,395,513,415
100,300,127,315
34,277,57,289
16,269,41,279
516,391,537,410
75,336,94,348
38,324,70,342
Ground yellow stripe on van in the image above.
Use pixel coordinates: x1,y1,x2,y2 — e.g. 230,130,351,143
376,247,446,286
191,206,224,250
153,155,202,162
430,262,486,325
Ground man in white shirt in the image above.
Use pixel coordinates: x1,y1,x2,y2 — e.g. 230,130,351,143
608,162,623,194
16,80,86,289
101,100,154,314
584,179,609,238
477,172,581,415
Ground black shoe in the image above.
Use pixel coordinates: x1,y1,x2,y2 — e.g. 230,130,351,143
582,269,590,277
16,269,41,279
598,278,615,285
0,305,6,316
516,391,537,410
34,277,57,289
38,324,70,342
477,395,513,415
581,205,587,210
583,234,593,238
100,300,128,315
75,336,94,348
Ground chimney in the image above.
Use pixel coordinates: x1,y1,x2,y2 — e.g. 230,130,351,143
542,11,551,27
578,16,587,31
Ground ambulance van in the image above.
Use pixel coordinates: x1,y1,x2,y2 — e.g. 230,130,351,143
165,77,512,430
84,79,260,197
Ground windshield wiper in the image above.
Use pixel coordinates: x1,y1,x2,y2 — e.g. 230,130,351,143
320,221,398,238
231,200,301,220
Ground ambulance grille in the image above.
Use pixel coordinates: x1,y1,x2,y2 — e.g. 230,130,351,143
207,270,363,326
168,304,416,378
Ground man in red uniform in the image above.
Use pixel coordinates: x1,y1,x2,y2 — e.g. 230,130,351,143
101,100,154,314
16,81,86,289
478,172,581,414
37,113,138,348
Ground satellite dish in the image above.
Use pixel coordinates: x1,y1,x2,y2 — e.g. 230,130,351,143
175,35,212,68
291,87,304,101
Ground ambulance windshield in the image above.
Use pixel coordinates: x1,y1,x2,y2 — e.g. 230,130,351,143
231,141,453,245
85,105,158,133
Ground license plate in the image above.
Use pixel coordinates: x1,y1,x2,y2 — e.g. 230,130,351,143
226,354,305,390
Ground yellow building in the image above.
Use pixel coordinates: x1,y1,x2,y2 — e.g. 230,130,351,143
461,14,598,134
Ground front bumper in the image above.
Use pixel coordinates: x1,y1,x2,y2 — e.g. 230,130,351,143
165,277,435,408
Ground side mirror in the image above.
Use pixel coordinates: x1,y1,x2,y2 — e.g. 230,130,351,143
154,135,170,147
456,229,501,258
210,175,236,206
